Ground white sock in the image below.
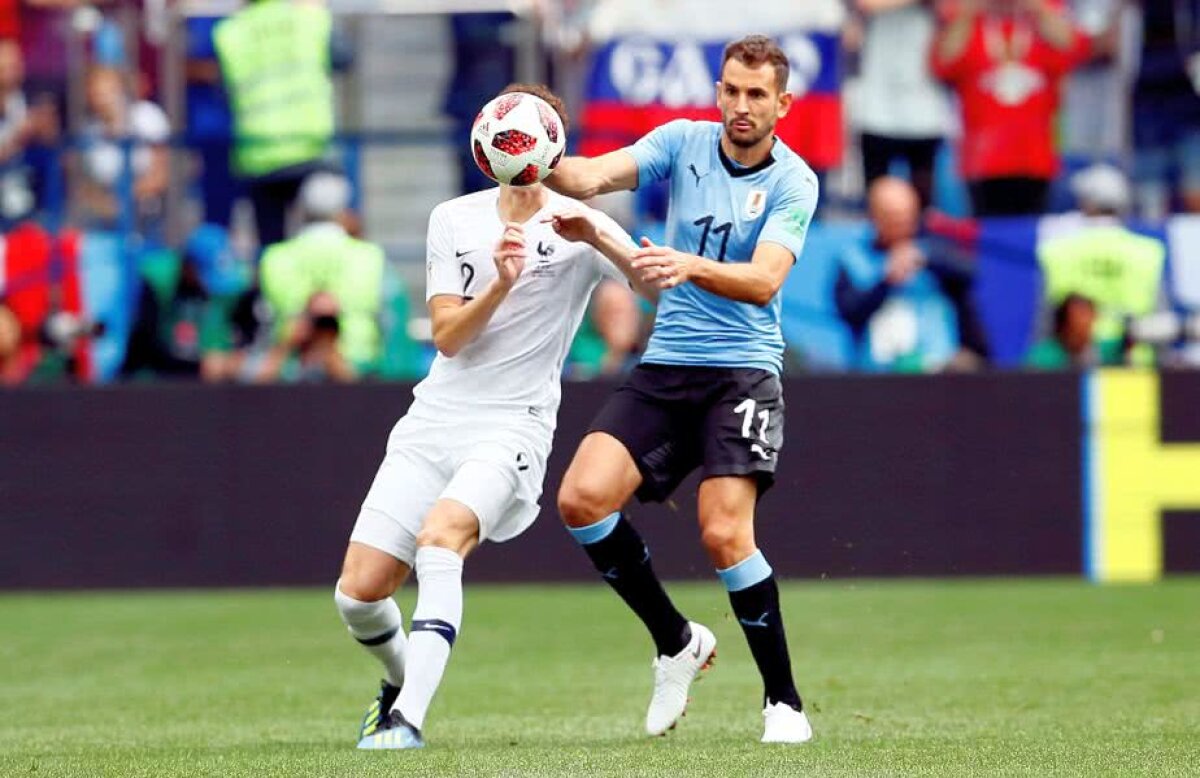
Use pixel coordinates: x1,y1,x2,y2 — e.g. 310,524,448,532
393,546,464,730
334,581,407,687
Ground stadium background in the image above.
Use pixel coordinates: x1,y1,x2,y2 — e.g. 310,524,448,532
1,1,1198,775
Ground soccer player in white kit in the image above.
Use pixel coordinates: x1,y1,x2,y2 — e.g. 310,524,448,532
336,85,652,751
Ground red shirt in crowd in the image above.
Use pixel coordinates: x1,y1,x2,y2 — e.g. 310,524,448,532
933,10,1089,182
0,0,17,39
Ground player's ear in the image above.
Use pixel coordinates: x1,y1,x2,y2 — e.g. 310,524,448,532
713,81,722,107
776,90,794,119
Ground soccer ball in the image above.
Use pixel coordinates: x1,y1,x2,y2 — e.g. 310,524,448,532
470,92,566,187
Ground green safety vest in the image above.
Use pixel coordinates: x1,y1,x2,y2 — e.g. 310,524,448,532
214,0,333,177
1037,225,1165,353
260,225,385,370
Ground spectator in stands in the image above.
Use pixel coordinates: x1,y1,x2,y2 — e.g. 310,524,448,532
0,37,34,227
1025,292,1104,368
1061,0,1132,176
1132,0,1200,219
256,289,356,383
120,224,250,382
1037,163,1166,364
0,301,18,384
76,66,170,237
932,0,1090,216
215,0,342,249
259,172,384,379
567,278,641,378
834,176,989,371
185,9,239,229
852,0,950,209
444,11,518,194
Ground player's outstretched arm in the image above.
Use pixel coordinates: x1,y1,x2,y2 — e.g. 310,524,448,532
631,239,794,308
544,150,639,200
543,210,659,303
429,224,527,357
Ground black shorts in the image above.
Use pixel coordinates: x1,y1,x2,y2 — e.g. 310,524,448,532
589,363,785,503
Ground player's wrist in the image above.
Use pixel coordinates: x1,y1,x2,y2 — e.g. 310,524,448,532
489,276,516,296
681,253,706,283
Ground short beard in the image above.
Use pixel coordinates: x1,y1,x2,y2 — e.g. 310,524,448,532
725,121,773,149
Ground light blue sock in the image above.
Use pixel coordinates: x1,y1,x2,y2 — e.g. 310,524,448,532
566,512,621,546
716,550,773,592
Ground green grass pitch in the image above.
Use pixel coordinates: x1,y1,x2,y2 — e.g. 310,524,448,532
1,578,1197,776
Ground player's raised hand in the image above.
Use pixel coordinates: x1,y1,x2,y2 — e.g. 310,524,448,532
631,236,695,290
542,210,599,245
494,222,527,289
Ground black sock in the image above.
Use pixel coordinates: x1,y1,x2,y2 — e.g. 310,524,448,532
729,574,803,710
576,514,690,657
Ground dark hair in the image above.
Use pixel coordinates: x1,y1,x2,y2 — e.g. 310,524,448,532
721,35,790,92
499,82,569,132
1053,293,1095,334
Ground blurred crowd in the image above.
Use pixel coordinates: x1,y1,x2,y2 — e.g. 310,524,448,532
1,0,1199,387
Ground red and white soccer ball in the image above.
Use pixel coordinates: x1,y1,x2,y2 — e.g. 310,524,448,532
470,92,566,187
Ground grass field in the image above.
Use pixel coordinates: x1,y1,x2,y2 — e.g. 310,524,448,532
1,578,1197,777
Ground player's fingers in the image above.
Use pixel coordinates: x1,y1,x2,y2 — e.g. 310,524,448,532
631,255,669,269
632,246,668,261
639,236,657,248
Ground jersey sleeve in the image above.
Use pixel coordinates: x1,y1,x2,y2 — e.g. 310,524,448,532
425,204,464,301
626,119,691,189
757,166,820,263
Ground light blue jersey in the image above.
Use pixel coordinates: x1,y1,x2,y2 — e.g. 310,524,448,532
627,120,819,375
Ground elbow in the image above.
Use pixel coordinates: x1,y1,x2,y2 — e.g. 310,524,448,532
750,290,775,308
431,329,461,358
749,280,782,308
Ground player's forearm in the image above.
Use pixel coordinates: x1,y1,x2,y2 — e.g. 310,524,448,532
546,156,607,200
687,258,780,307
431,282,510,357
592,230,659,303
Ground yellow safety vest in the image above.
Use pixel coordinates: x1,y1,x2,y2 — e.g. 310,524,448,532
1038,224,1166,363
215,0,333,177
260,224,385,370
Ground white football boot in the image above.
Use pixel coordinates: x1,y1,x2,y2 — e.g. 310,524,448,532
760,701,813,744
645,621,717,736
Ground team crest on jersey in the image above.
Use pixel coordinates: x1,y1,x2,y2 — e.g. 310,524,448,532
744,189,767,220
530,240,559,278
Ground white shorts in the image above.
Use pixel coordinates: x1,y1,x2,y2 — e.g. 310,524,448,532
349,411,550,565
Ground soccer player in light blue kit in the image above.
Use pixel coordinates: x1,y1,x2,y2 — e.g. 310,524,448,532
547,35,818,744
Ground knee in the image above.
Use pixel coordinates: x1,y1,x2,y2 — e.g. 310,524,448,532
699,519,739,555
415,511,476,555
699,517,752,567
557,478,615,528
336,568,393,604
414,525,461,551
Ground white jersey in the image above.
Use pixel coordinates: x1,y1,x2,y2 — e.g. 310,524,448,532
411,188,631,432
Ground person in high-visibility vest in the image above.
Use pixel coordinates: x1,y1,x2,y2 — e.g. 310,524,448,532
214,0,337,249
1037,164,1166,365
258,172,386,380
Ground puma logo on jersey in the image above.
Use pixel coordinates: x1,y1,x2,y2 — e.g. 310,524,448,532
688,163,705,187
